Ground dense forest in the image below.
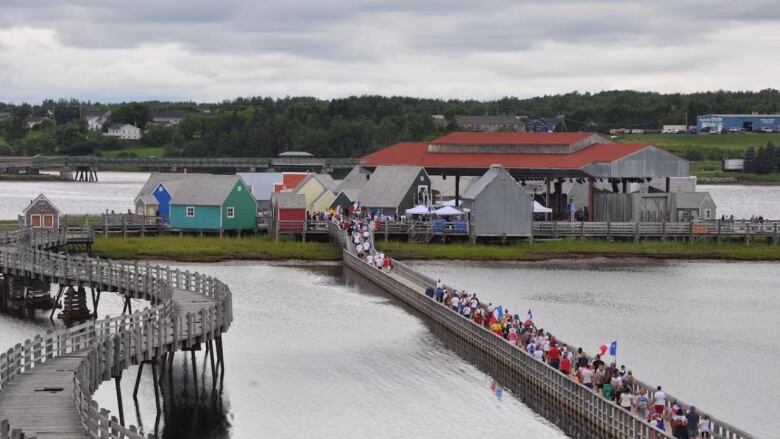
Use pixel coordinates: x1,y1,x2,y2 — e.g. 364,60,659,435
1,89,779,158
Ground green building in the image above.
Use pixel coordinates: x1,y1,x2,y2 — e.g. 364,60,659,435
169,174,257,231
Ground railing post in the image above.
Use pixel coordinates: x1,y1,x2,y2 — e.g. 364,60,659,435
717,219,722,243
606,221,611,240
634,221,639,243
774,222,778,246
553,221,558,239
661,220,667,240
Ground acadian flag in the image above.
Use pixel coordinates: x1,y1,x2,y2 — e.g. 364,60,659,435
609,341,618,357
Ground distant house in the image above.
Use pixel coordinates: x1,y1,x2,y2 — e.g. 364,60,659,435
106,123,142,140
19,194,60,229
26,116,50,129
169,174,257,231
278,151,314,157
272,192,307,233
360,166,431,215
527,118,560,133
461,165,533,237
151,111,186,126
454,115,526,132
675,192,717,221
83,110,111,131
293,173,339,212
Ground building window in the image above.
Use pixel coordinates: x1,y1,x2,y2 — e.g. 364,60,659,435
186,206,195,217
704,209,712,219
226,207,235,218
237,185,242,191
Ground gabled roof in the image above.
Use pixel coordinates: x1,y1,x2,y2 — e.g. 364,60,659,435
108,123,138,130
294,173,339,193
336,166,371,193
170,174,243,206
135,172,192,202
461,166,517,200
675,192,714,209
430,132,593,146
339,189,362,202
273,191,306,209
23,194,59,214
360,166,426,209
278,151,314,157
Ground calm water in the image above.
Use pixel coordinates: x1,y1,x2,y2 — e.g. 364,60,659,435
86,262,566,439
699,184,780,219
0,172,149,219
412,260,780,438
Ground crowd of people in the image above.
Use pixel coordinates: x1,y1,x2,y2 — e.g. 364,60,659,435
332,211,714,438
423,278,713,438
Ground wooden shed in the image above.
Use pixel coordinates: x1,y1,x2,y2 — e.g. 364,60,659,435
461,165,533,237
674,192,717,221
273,192,307,232
169,174,258,231
20,194,60,229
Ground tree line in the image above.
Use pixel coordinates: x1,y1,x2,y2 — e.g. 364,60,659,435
1,90,779,157
744,142,780,174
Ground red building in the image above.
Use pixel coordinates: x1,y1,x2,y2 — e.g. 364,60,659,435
272,192,306,233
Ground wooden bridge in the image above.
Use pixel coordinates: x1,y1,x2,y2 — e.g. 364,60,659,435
0,228,233,438
328,222,756,439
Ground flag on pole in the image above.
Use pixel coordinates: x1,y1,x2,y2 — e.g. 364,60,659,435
526,309,533,321
609,341,617,357
495,305,503,320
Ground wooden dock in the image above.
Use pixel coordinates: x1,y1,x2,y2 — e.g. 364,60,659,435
0,228,233,439
330,222,756,439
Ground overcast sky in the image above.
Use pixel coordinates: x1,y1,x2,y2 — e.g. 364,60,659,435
1,0,778,103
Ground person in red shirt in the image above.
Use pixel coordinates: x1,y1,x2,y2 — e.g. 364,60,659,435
548,343,561,370
559,354,571,376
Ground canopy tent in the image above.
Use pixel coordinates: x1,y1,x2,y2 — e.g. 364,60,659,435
434,205,463,216
533,201,553,213
405,205,432,215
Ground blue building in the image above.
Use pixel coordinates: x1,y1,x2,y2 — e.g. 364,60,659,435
697,114,780,133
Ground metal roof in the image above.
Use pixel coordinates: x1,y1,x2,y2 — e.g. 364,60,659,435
431,132,594,146
360,166,426,209
238,172,284,201
136,172,192,201
278,151,314,157
461,166,508,199
169,174,241,206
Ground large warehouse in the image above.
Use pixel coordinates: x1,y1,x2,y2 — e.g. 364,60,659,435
696,114,780,133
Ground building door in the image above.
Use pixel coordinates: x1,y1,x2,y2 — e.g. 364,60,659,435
43,214,54,228
30,214,41,228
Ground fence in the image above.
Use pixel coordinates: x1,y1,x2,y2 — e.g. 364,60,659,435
532,220,780,241
0,228,233,438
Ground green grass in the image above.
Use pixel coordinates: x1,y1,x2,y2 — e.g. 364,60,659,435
0,220,17,225
101,147,164,158
616,133,780,150
92,236,341,261
379,240,780,261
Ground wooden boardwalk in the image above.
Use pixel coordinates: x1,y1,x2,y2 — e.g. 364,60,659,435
0,229,233,439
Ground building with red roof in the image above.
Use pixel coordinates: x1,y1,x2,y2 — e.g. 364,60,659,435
360,132,690,220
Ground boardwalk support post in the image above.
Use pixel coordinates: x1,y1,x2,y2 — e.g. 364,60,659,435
133,362,144,398
49,284,64,321
115,374,125,426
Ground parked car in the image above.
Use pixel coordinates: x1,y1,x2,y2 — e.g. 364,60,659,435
759,127,774,133
728,127,742,133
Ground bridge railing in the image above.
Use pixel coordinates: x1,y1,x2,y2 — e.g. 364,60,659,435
0,228,233,439
532,220,780,239
382,256,755,439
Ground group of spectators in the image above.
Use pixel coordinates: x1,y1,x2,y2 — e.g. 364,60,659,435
338,215,393,272
424,279,713,439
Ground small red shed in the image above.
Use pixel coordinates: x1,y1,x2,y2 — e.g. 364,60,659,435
272,192,306,232
20,194,60,229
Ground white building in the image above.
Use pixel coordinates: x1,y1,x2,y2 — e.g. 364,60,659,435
83,110,111,131
106,123,141,140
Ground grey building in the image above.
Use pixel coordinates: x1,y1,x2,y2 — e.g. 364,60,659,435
461,165,533,237
674,192,717,221
19,194,60,229
454,115,526,132
360,166,431,215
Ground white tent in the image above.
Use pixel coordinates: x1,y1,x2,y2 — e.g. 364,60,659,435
434,205,463,216
405,205,432,215
533,201,552,213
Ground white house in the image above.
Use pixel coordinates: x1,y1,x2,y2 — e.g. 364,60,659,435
151,111,185,126
106,123,142,140
83,110,111,131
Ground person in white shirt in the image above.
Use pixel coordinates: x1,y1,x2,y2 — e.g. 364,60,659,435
533,346,544,361
450,295,460,312
436,279,443,289
366,254,374,265
653,386,667,417
362,241,370,252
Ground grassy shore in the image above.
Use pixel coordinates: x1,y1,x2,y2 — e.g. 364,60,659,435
378,240,780,261
92,236,341,261
91,236,780,262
